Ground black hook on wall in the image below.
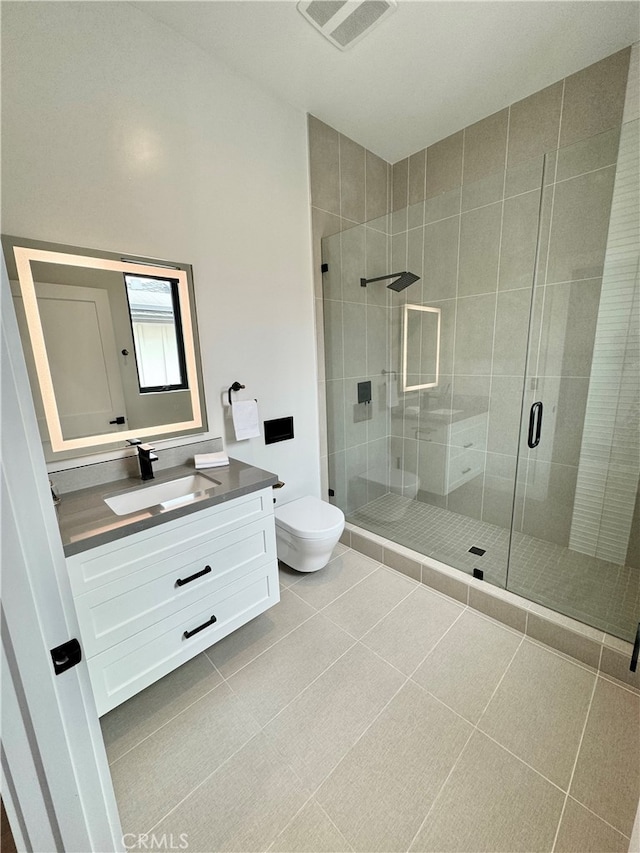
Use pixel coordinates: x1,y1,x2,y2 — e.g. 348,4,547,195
228,381,245,405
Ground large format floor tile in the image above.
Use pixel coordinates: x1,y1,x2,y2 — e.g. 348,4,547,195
100,652,221,763
268,799,353,852
412,610,522,723
554,797,630,852
205,587,315,678
264,643,404,789
288,548,380,609
110,681,260,834
322,566,417,639
360,586,464,675
316,681,473,852
226,613,354,726
153,734,309,851
570,677,640,836
478,640,595,788
409,731,565,852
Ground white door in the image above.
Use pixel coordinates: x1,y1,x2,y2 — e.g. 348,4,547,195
11,280,128,441
2,259,122,852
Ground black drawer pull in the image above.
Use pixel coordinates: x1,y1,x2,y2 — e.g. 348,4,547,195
463,442,473,449
183,614,217,639
176,565,212,587
462,467,471,475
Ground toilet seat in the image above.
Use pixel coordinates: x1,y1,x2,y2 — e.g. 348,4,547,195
275,496,344,540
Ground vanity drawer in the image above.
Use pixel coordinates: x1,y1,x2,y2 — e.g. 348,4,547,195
447,449,485,491
67,488,273,593
74,517,277,657
88,563,280,716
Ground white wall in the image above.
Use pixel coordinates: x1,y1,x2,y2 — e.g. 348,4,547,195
1,1,320,502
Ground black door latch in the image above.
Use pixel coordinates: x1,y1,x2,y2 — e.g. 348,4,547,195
50,638,82,675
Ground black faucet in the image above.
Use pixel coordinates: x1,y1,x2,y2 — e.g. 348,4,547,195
127,438,159,480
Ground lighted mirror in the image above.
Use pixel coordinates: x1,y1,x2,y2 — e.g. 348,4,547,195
402,303,441,392
3,236,208,460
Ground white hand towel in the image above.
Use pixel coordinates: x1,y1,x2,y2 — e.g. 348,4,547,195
386,376,399,409
232,399,260,440
194,452,229,469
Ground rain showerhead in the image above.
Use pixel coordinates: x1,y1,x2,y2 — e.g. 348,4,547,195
360,271,420,292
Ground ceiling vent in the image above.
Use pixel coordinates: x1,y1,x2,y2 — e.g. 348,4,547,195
297,0,398,50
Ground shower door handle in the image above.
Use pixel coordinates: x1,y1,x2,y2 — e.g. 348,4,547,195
527,402,543,449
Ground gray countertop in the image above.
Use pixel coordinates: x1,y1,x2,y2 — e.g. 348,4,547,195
57,458,278,557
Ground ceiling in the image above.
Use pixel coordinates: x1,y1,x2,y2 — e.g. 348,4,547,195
133,1,639,163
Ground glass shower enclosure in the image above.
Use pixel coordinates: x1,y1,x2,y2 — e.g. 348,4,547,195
321,121,639,643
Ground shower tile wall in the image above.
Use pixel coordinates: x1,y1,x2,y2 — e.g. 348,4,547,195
308,116,391,505
389,47,631,545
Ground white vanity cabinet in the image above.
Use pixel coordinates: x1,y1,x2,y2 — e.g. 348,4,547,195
418,412,488,496
66,487,279,715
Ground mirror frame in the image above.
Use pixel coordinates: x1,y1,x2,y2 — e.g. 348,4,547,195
3,236,208,454
402,303,441,392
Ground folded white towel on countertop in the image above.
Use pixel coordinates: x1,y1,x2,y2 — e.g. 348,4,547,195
194,451,230,469
232,399,260,441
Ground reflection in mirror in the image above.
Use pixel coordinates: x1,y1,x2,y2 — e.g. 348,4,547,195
3,236,207,460
402,304,441,392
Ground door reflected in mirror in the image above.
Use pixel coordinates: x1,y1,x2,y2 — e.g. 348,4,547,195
3,237,208,459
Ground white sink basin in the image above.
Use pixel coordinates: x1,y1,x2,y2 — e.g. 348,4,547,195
104,474,220,516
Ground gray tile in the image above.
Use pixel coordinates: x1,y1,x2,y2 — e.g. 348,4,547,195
453,293,497,375
351,528,385,562
154,733,309,852
344,380,368,450
227,614,354,726
110,682,260,833
537,278,602,377
508,82,563,167
361,585,464,675
498,189,541,291
482,451,517,529
409,731,564,852
309,115,340,216
421,563,468,604
570,677,640,835
468,584,526,632
292,548,380,610
463,109,509,184
364,227,389,302
462,170,504,211
328,450,347,509
560,48,630,147
505,156,545,198
526,613,601,670
323,566,416,639
392,157,408,211
487,376,525,457
492,288,532,376
340,134,366,223
270,799,353,853
426,131,464,198
423,215,459,301
555,797,630,852
205,587,316,678
599,646,640,692
446,469,485,522
279,560,303,587
100,653,222,764
556,126,621,182
408,149,427,205
317,682,473,852
264,643,404,790
341,225,366,303
479,639,595,788
521,462,578,547
546,166,616,284
326,378,345,454
323,299,344,381
382,544,422,582
342,303,367,378
345,443,368,514
313,210,343,298
533,377,590,468
366,150,389,221
413,609,521,723
424,187,460,224
458,201,502,297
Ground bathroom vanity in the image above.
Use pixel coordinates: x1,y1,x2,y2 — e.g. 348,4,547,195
59,459,279,715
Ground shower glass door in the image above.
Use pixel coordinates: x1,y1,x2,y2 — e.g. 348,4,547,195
507,122,640,642
322,157,546,593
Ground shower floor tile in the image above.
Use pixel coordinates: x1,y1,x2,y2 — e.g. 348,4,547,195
105,547,640,852
348,493,640,642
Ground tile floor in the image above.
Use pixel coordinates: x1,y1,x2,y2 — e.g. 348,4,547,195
349,493,640,642
103,546,640,852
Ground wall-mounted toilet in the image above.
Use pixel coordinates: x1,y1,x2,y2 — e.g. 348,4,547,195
274,496,345,572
